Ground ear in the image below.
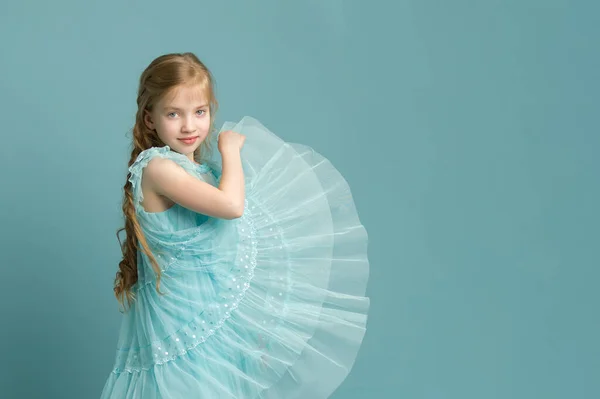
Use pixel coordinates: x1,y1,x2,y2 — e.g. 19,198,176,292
144,110,155,130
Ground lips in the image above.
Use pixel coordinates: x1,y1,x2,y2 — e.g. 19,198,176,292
178,136,199,145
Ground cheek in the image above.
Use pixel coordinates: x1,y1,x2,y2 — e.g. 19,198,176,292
161,119,179,130
200,117,212,131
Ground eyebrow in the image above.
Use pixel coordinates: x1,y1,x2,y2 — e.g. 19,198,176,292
164,104,208,111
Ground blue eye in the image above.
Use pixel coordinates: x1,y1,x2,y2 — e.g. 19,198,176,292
167,110,205,118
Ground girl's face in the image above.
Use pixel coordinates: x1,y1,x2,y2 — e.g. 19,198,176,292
144,83,211,161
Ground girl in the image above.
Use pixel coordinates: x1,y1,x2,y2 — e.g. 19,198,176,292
100,52,370,398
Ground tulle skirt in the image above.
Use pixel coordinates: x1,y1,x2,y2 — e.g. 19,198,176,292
101,117,370,398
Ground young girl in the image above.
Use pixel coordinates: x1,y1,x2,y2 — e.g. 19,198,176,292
100,52,370,399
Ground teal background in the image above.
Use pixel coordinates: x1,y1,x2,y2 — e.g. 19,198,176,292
0,1,598,398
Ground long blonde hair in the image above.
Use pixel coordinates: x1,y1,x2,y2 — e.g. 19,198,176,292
114,52,219,312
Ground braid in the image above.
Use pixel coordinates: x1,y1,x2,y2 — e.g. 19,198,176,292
114,144,164,312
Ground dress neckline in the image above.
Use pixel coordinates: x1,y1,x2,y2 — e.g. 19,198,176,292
162,145,211,174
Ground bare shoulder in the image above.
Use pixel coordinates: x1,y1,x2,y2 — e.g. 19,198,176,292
142,156,188,185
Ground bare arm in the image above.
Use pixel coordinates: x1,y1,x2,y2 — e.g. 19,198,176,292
218,148,245,216
143,149,245,219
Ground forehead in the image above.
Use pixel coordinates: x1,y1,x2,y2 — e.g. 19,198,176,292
160,84,208,108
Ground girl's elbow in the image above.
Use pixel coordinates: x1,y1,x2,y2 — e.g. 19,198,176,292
232,205,244,219
225,202,244,219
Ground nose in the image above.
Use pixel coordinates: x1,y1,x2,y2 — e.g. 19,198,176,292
182,115,196,133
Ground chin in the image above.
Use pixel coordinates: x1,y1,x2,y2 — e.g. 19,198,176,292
174,140,203,155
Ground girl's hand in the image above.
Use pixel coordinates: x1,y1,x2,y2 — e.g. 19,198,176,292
218,130,246,153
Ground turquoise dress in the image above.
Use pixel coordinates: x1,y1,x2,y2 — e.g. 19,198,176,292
100,117,370,398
